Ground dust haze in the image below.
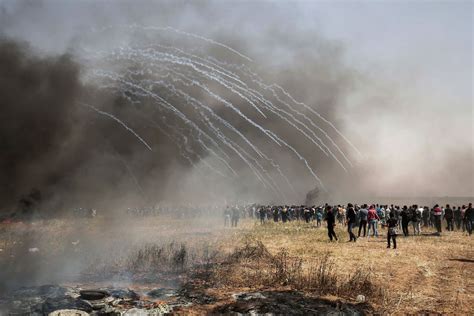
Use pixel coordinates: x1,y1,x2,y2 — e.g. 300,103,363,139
0,0,472,215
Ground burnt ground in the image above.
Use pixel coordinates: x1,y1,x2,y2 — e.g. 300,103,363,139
0,216,473,315
212,291,370,315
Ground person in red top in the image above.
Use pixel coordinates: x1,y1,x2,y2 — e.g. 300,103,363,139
367,205,380,238
433,204,443,234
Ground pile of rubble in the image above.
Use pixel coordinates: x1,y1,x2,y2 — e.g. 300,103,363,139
0,285,185,315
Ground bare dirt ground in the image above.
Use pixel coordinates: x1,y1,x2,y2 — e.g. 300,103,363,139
0,216,472,315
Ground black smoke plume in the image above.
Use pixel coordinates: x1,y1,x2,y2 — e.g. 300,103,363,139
0,38,195,215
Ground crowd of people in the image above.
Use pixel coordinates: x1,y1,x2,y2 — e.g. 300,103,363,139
224,202,474,249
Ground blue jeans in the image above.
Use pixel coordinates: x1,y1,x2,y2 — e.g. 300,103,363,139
368,220,378,237
467,219,473,235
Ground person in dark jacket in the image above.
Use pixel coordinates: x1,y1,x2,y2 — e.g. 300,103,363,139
231,206,240,227
422,206,430,227
444,204,454,231
346,203,357,242
464,203,473,236
401,206,410,237
258,206,266,224
411,205,422,235
387,213,398,249
281,207,289,223
325,205,338,242
272,207,279,222
454,206,462,230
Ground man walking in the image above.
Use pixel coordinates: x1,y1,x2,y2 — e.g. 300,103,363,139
346,203,357,242
401,206,410,237
325,205,338,242
358,204,368,237
444,204,454,231
387,213,398,249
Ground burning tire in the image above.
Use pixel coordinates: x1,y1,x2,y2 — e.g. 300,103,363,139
79,290,109,301
48,309,90,316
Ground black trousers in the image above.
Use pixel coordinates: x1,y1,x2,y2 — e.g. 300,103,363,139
402,221,409,236
434,216,442,233
231,217,239,227
358,220,367,237
348,222,357,241
446,218,454,231
467,220,473,235
387,233,397,248
328,225,338,241
423,217,429,227
455,218,461,230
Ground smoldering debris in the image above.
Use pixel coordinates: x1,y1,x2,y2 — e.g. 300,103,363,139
0,285,177,315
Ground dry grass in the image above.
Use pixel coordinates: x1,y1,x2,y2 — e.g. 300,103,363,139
211,238,385,306
224,220,474,314
0,216,472,314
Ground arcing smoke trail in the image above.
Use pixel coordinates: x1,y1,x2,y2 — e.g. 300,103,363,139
79,101,153,151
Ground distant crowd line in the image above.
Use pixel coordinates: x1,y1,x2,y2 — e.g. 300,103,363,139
224,203,474,249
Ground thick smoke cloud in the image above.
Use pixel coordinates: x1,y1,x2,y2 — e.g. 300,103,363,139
0,38,200,213
0,39,81,211
0,0,472,214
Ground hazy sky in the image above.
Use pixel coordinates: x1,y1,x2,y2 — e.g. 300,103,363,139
1,0,472,198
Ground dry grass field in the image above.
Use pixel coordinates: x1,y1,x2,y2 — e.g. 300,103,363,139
175,219,474,315
0,216,472,314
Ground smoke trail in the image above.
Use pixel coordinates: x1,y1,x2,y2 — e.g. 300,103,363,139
79,101,153,151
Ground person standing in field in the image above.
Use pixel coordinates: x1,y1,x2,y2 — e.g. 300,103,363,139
224,206,232,227
411,205,422,235
316,207,323,227
397,206,403,230
272,206,279,223
461,205,467,232
386,212,398,249
325,205,338,242
401,206,410,237
281,206,289,223
367,205,380,238
384,205,391,226
444,204,454,231
304,207,312,223
433,204,443,234
429,207,435,227
377,205,386,228
258,206,266,224
422,206,430,228
464,203,473,236
346,203,357,242
454,206,462,230
358,204,368,237
231,206,240,227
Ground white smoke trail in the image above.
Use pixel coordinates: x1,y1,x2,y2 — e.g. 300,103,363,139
89,24,253,62
78,101,153,151
98,48,325,189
